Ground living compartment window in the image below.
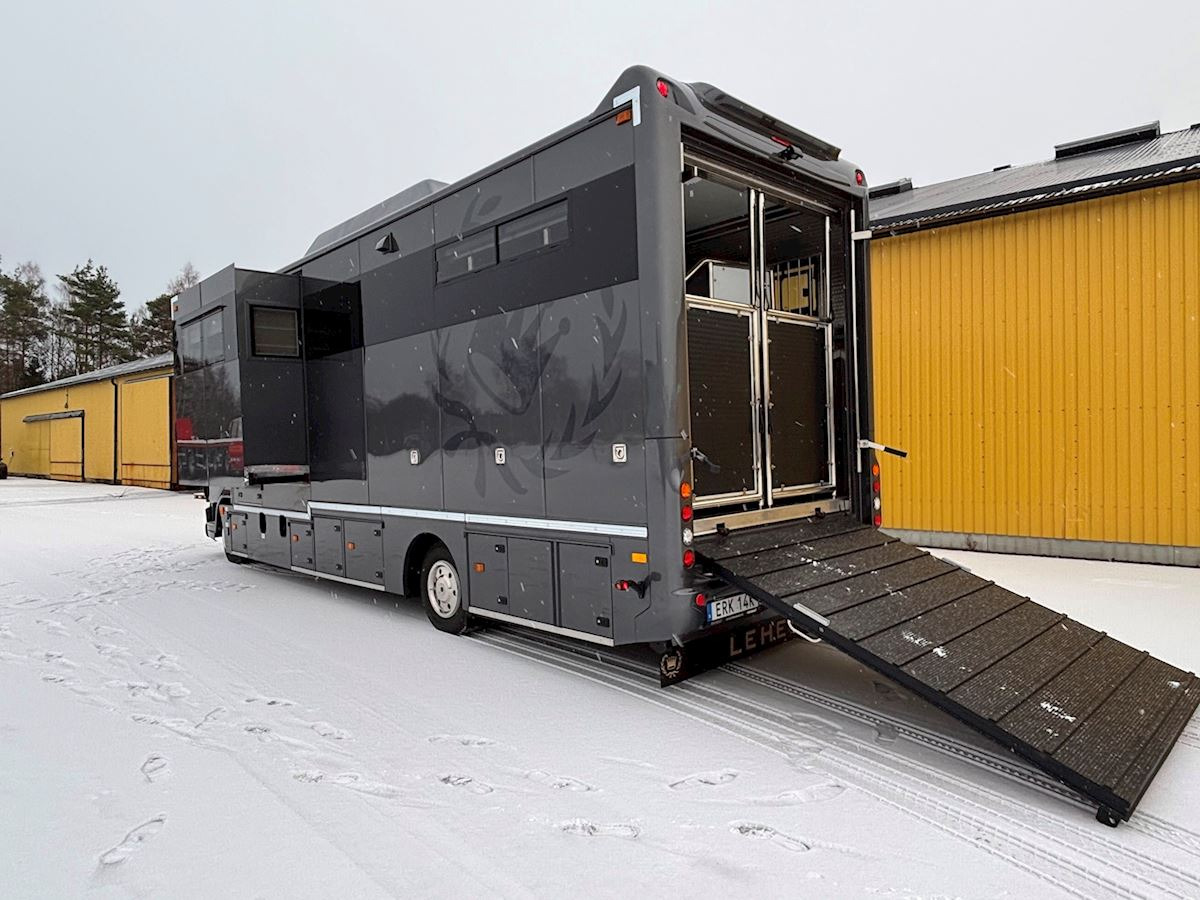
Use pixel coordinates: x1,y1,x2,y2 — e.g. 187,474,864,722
436,200,572,284
498,200,568,261
180,309,224,372
436,229,497,283
250,306,300,358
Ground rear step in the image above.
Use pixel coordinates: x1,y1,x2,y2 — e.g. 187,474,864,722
696,512,1199,826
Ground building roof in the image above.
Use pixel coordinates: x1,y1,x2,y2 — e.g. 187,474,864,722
870,122,1200,232
0,353,173,400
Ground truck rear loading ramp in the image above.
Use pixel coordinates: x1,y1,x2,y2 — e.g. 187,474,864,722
696,513,1199,825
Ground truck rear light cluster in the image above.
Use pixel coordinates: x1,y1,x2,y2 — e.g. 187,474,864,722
693,592,707,607
680,480,695,565
871,461,882,527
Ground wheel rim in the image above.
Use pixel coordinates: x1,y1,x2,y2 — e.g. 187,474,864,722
426,560,461,619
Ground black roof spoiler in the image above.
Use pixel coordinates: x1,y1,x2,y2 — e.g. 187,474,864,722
688,82,840,162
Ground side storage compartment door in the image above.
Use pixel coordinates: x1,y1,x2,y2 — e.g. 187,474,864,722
228,512,249,554
344,520,384,586
290,521,315,569
506,538,554,626
466,534,509,615
313,517,345,576
558,543,613,638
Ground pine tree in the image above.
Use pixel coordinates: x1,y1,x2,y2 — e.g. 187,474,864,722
0,260,50,392
129,263,199,358
57,260,130,373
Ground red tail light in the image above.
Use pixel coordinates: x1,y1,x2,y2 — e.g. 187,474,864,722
873,514,882,527
656,79,670,98
855,169,866,186
682,549,695,568
681,505,693,522
694,593,707,607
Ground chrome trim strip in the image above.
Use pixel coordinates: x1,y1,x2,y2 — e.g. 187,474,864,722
469,607,615,646
290,566,387,592
465,513,647,539
381,506,467,523
307,501,646,538
231,504,311,521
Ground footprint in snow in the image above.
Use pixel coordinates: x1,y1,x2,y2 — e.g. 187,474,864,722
141,654,181,672
759,783,846,805
140,754,170,783
428,734,494,747
309,721,353,741
668,769,739,790
40,650,78,668
36,619,69,636
93,643,131,660
244,694,294,707
92,625,126,637
526,770,595,792
294,770,434,806
440,774,495,794
98,815,166,867
731,821,811,853
0,624,15,639
557,819,640,839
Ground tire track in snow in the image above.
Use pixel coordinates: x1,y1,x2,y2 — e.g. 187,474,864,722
475,628,1188,900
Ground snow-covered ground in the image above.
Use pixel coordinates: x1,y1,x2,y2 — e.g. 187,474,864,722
2,477,1198,899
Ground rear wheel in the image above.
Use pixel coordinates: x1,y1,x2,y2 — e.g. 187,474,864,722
420,545,467,634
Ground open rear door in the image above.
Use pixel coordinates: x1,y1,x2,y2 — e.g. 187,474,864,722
696,514,1199,825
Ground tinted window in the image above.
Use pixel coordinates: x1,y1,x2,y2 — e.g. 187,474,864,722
180,320,203,371
498,201,568,261
201,311,224,365
436,230,496,283
251,307,299,357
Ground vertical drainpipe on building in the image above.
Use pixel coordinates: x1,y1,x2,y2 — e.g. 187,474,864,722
111,378,119,483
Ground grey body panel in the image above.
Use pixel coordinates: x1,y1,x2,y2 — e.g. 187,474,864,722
290,521,315,569
466,534,510,614
365,334,444,509
313,517,346,576
344,519,385,585
439,308,546,518
197,65,871,648
557,543,614,637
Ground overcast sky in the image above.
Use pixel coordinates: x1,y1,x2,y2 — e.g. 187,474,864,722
2,0,1198,310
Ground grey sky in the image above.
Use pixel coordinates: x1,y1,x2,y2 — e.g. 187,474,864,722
3,0,1198,311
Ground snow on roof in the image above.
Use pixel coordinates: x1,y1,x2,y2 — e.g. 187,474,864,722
870,123,1200,231
0,353,173,400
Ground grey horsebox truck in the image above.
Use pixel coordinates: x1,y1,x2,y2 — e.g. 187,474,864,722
174,66,1197,826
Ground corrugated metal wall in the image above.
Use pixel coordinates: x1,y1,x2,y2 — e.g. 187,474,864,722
871,179,1200,553
0,368,174,488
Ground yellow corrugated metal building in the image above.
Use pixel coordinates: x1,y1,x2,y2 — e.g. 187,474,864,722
869,122,1200,566
0,354,174,489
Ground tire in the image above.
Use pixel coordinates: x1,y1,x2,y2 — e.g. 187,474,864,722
420,544,468,634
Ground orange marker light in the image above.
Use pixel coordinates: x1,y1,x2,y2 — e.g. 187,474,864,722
473,562,486,573
346,542,356,551
615,108,633,125
680,481,692,499
871,462,880,477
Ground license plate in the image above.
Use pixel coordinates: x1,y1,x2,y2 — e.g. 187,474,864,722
707,592,759,623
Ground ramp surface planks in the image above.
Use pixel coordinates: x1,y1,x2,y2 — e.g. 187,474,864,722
697,512,1199,823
